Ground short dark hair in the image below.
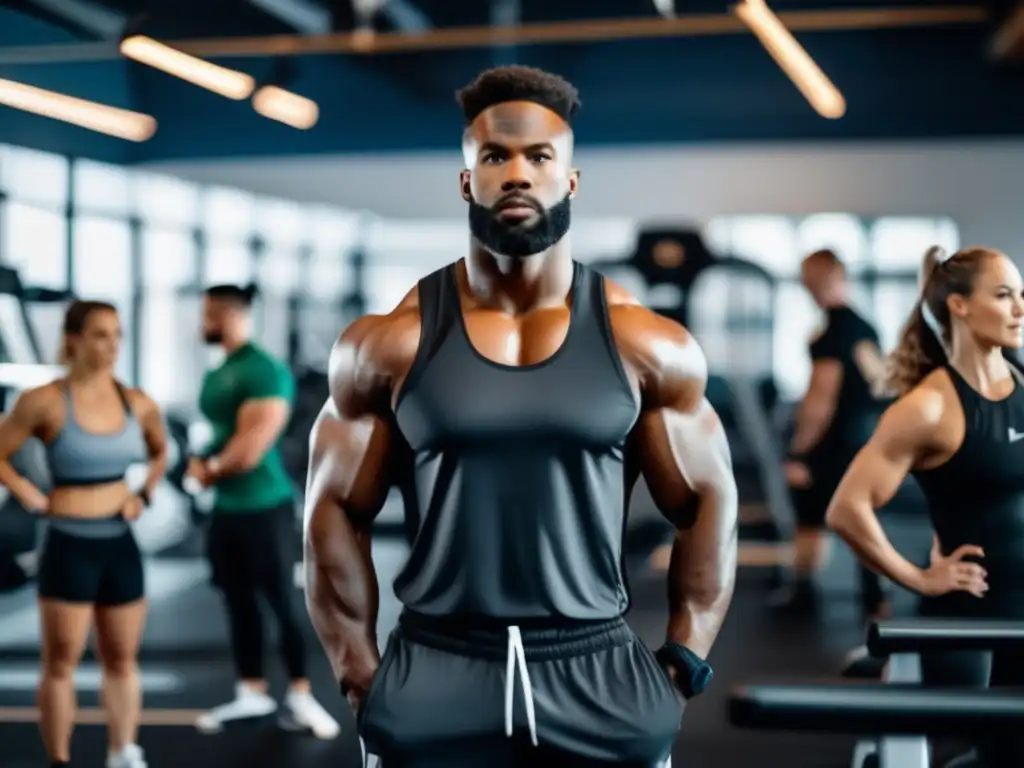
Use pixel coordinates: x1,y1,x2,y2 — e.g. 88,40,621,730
63,300,116,336
802,248,844,272
205,282,259,308
456,65,581,126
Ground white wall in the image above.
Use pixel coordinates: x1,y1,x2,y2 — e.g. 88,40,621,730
148,139,1024,257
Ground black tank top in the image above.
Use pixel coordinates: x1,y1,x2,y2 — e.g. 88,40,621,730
913,365,1024,605
392,261,640,620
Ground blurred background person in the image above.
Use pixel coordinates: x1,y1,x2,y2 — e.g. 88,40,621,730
0,301,166,768
185,284,338,739
775,249,889,620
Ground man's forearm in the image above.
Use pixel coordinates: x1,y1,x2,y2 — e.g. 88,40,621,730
304,505,380,682
206,433,263,479
790,398,836,455
665,490,738,658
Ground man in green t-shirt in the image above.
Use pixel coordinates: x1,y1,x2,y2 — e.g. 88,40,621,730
185,283,338,739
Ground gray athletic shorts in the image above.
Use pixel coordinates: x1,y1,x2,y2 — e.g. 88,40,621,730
358,611,682,766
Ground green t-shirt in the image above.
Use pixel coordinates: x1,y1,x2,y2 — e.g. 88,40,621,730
198,342,295,512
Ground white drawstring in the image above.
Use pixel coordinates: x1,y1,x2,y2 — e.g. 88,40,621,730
361,737,380,767
504,625,538,746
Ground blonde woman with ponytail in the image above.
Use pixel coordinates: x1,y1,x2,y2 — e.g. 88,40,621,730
827,245,1024,764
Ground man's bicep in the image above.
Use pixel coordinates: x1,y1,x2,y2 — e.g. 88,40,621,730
235,397,291,439
634,396,735,528
806,359,842,397
305,402,395,531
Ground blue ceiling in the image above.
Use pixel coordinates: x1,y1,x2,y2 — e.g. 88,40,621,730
0,0,1020,165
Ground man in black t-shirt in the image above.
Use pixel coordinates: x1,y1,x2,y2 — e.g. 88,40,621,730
776,249,889,618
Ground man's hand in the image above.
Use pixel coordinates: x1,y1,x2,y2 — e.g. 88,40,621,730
185,457,213,488
783,460,812,489
342,641,382,712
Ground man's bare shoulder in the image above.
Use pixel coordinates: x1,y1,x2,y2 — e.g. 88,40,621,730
602,275,688,338
600,276,706,404
326,284,422,406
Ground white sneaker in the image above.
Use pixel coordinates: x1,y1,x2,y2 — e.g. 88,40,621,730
279,689,340,739
107,744,147,768
195,682,278,733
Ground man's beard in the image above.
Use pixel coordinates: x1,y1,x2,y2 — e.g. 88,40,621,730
468,193,571,258
203,331,223,345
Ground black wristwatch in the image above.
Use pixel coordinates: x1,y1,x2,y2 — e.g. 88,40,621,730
137,488,152,507
655,642,713,699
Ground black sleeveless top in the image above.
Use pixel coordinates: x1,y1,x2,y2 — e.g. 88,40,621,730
392,261,640,620
914,364,1024,614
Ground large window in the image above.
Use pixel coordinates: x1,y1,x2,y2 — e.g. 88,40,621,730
0,202,67,288
869,217,960,271
204,240,254,286
73,159,131,217
366,266,427,315
257,250,303,361
72,217,134,382
203,187,254,240
300,250,348,368
254,198,306,361
133,172,200,228
703,214,960,400
362,220,456,314
0,145,69,209
140,228,200,404
705,215,799,276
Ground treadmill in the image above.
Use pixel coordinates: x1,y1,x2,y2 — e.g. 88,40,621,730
0,266,66,589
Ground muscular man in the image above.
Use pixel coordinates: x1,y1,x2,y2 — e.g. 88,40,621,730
828,246,1024,765
304,66,738,767
778,250,888,617
186,284,338,738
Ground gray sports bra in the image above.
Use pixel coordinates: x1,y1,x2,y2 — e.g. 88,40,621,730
45,381,146,487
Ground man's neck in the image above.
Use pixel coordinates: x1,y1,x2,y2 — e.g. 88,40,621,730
221,335,249,355
464,240,574,314
819,292,848,310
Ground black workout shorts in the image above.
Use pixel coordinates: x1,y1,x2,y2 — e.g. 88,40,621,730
359,612,682,766
37,527,144,606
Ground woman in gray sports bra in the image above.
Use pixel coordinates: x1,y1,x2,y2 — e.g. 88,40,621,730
0,301,167,768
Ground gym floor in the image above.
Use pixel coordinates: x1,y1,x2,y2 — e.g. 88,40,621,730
0,517,933,768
